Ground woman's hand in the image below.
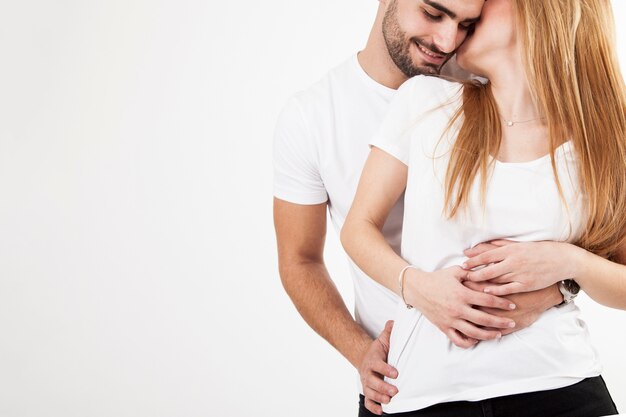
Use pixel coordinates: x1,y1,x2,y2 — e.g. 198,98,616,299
404,266,518,348
463,280,562,335
462,240,578,296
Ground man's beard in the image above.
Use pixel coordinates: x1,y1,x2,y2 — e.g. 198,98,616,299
382,0,446,77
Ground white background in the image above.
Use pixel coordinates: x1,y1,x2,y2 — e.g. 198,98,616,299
0,1,624,416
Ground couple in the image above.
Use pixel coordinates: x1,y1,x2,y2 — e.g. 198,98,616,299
275,0,625,415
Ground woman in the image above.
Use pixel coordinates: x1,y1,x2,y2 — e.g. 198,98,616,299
341,0,625,415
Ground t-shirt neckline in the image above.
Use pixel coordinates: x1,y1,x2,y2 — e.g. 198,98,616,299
491,140,572,167
352,54,397,100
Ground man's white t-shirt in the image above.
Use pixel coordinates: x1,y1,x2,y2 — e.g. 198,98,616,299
371,75,602,413
273,55,402,340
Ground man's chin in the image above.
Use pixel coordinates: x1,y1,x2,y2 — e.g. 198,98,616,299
398,58,444,77
413,56,449,76
421,66,440,75
414,63,442,76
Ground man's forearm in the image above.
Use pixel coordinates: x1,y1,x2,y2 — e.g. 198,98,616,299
280,260,373,368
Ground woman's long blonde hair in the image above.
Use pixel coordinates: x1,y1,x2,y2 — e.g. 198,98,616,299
444,0,626,259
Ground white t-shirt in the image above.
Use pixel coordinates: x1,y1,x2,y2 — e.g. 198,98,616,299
273,55,402,340
371,75,602,413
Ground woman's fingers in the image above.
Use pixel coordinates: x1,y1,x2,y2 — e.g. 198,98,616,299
463,242,498,257
454,320,502,341
487,273,516,284
465,289,517,311
462,280,490,292
465,260,511,282
445,328,478,348
463,247,506,270
484,282,525,296
489,239,517,247
462,307,516,330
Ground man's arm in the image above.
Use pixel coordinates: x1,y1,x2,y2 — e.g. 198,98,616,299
274,198,370,367
274,198,398,414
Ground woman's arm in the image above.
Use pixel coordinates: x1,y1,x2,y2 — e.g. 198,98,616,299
572,244,626,309
341,148,517,347
340,148,410,293
463,239,626,310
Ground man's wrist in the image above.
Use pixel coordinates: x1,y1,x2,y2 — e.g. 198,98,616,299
352,333,375,369
545,282,563,310
552,281,565,307
557,279,581,306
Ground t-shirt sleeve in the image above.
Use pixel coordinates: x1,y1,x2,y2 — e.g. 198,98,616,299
369,78,420,166
370,75,460,166
273,96,328,205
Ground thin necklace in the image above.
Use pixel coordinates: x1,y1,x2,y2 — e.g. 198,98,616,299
500,114,545,127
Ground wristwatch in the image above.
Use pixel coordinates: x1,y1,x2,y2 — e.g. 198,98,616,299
558,279,580,306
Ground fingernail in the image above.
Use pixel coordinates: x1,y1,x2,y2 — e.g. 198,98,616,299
462,263,468,269
509,322,516,328
496,333,502,339
509,303,516,310
484,288,491,293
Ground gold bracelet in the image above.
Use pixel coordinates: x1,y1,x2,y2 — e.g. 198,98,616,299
398,265,417,309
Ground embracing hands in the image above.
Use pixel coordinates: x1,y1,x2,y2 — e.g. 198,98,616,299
403,266,517,348
462,239,578,296
359,240,569,413
462,278,561,336
402,239,571,348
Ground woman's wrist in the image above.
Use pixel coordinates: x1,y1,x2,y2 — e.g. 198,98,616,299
402,268,428,310
552,242,582,282
566,243,594,288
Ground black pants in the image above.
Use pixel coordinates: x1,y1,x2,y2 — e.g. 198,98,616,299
358,377,618,417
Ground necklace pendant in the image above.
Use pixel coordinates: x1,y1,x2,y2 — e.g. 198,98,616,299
506,121,514,127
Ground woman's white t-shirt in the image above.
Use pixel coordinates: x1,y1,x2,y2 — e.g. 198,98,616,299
370,75,602,413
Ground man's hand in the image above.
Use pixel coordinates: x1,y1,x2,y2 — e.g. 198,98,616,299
359,320,398,415
404,266,518,348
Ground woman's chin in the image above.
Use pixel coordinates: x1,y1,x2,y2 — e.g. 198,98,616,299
455,51,473,73
456,49,487,77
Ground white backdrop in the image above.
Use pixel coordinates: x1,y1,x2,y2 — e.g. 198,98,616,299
0,1,624,416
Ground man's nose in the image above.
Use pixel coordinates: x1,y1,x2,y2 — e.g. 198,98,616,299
433,24,458,54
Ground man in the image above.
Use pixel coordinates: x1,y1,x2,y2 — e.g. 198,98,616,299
273,0,564,415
